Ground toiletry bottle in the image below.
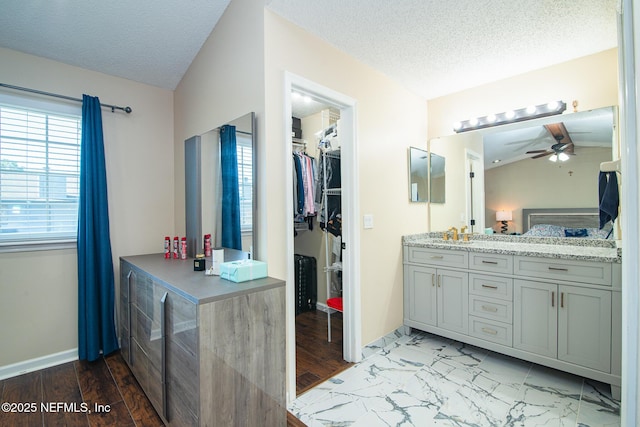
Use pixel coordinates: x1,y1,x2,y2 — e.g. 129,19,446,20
204,234,212,257
181,237,187,260
164,236,170,259
173,236,179,259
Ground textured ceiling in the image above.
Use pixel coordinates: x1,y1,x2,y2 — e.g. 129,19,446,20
267,0,618,100
0,1,618,99
0,0,231,90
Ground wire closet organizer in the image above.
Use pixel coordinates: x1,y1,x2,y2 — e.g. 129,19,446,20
317,121,343,342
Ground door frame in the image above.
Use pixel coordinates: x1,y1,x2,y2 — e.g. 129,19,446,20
283,72,362,403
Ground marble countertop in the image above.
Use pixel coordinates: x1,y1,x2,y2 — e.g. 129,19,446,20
403,233,621,263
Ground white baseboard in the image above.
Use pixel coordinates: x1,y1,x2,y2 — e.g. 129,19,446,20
0,348,78,380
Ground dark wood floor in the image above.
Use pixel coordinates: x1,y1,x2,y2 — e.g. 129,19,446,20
295,309,353,396
0,310,349,427
0,352,163,427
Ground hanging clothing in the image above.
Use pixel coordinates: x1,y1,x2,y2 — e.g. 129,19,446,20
293,151,317,229
598,171,619,229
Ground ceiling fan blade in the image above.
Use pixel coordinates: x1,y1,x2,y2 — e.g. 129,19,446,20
564,142,575,155
525,149,549,154
531,151,553,159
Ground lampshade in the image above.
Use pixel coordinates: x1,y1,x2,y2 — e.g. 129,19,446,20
496,210,512,222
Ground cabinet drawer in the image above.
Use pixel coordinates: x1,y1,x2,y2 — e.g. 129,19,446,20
469,274,513,301
514,256,612,286
406,246,468,269
469,252,513,274
469,316,512,347
469,295,513,324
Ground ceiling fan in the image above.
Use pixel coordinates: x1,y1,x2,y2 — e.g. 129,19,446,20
525,123,575,161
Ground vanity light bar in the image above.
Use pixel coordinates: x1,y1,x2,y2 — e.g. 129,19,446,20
453,101,567,133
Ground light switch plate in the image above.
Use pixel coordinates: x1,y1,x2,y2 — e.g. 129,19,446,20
363,214,374,229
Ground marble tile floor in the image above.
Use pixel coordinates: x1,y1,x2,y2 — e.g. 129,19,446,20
289,331,620,426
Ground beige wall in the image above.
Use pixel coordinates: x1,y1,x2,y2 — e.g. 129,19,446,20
264,11,429,346
0,48,174,366
173,0,265,244
428,49,619,139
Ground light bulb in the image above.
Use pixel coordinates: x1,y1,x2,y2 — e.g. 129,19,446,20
547,101,559,111
549,154,558,162
558,152,569,161
453,122,462,130
526,105,537,114
469,117,479,126
505,110,515,119
487,114,497,123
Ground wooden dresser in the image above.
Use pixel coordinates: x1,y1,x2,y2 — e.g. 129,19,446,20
119,253,286,426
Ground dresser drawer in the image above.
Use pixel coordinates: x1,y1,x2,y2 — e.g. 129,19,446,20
469,316,512,347
406,246,468,269
469,252,513,274
469,273,513,301
514,256,612,286
469,294,513,324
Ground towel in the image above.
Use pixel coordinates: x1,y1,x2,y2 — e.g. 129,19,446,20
598,171,619,229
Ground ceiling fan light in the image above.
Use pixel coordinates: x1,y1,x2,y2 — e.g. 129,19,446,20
549,154,558,162
558,152,569,161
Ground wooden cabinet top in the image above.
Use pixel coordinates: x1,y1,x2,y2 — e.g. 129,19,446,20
121,252,284,305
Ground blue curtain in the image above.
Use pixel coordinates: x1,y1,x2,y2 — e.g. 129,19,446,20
220,125,242,250
77,95,118,361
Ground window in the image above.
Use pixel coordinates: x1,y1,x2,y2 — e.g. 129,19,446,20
0,95,81,247
236,135,253,232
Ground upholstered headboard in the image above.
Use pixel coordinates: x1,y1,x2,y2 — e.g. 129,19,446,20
521,208,600,233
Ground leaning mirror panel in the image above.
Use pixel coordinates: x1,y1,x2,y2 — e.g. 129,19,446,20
185,112,256,257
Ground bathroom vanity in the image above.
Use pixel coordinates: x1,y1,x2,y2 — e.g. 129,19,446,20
119,253,286,426
403,234,622,399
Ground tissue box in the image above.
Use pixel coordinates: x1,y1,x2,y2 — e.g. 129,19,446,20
220,260,268,283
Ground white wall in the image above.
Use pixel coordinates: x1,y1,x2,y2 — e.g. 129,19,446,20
0,47,174,367
264,11,429,346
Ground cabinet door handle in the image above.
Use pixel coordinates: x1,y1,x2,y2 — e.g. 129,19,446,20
481,305,498,313
437,275,441,288
127,270,133,365
561,292,564,308
160,292,168,421
551,291,555,307
481,327,498,335
431,273,435,287
430,255,444,259
481,284,498,290
481,260,498,265
548,266,569,272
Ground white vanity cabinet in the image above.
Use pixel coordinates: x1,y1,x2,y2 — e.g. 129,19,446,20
403,242,621,398
404,247,468,335
514,278,612,373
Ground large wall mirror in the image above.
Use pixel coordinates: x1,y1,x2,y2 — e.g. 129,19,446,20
429,106,616,234
430,153,445,203
185,112,256,257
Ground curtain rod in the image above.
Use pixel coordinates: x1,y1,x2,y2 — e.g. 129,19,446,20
0,82,132,114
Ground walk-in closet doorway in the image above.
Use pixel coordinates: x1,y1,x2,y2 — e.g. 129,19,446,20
284,73,362,403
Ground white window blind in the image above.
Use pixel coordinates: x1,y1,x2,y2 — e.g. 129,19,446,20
0,98,81,245
236,135,253,232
